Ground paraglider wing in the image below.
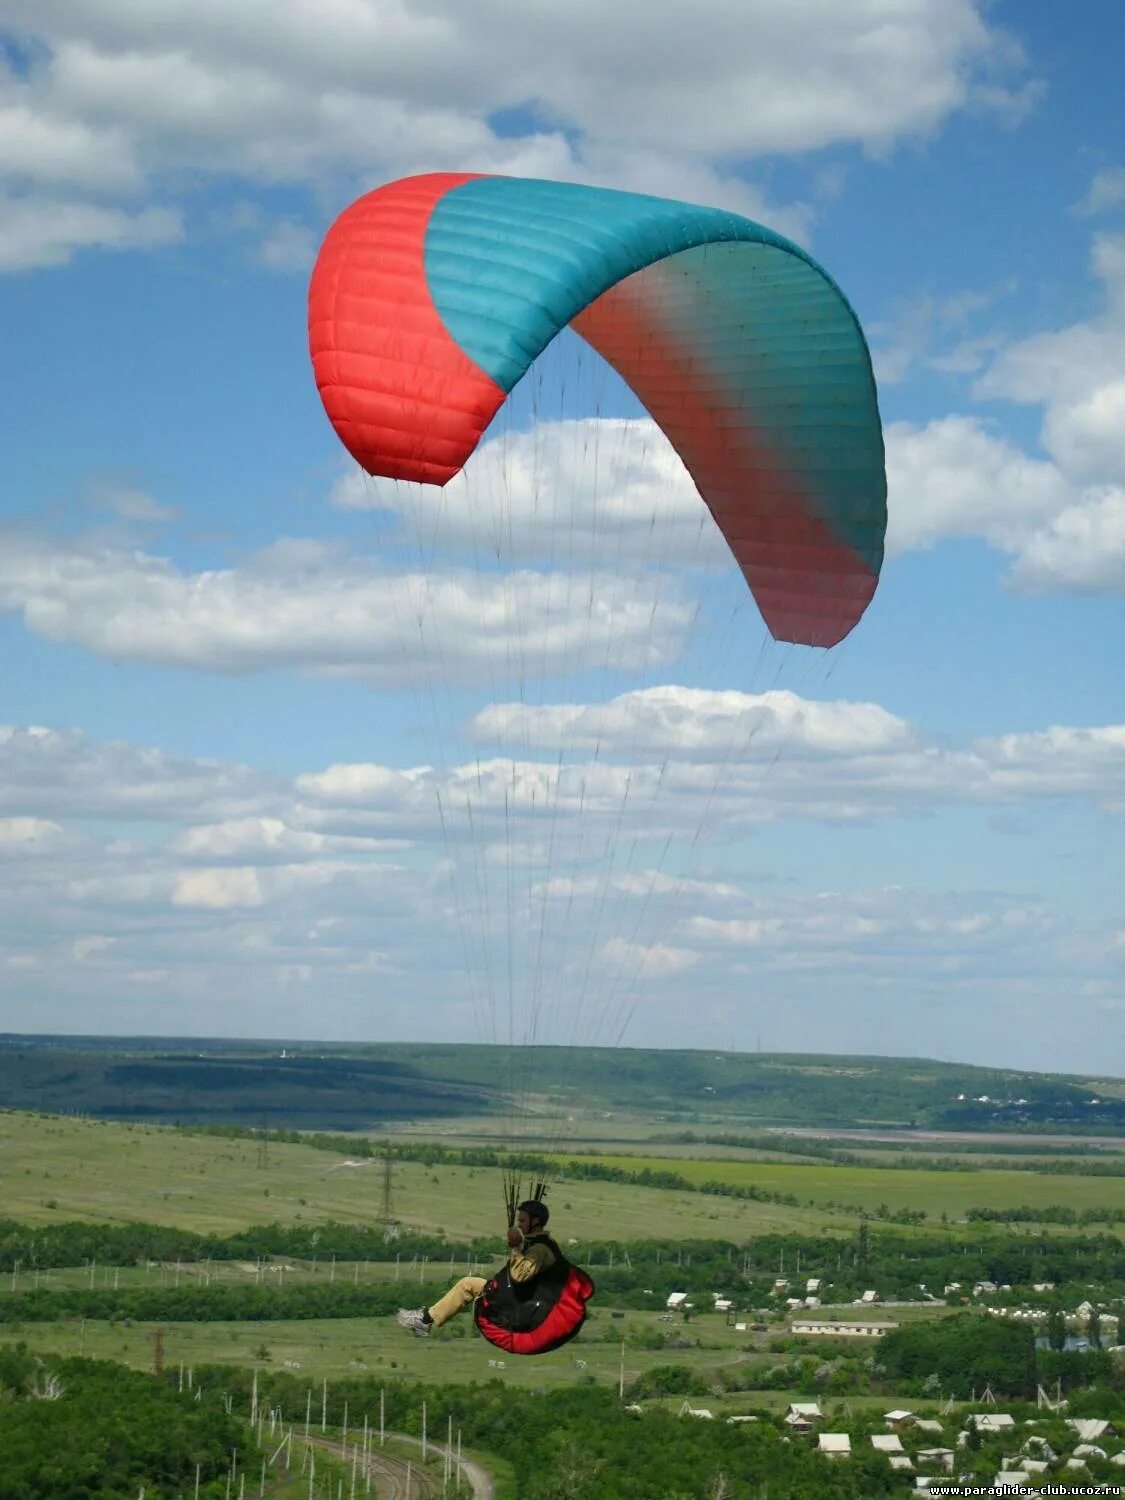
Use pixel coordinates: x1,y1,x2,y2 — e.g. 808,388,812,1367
308,172,886,647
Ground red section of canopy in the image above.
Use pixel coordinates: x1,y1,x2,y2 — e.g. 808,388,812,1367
572,275,877,648
308,173,504,484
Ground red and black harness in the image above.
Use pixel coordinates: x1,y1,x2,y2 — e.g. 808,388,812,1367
473,1232,595,1355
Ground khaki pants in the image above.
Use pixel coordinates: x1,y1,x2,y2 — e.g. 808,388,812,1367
428,1275,487,1329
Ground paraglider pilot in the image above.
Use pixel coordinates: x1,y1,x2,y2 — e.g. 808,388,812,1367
397,1199,556,1337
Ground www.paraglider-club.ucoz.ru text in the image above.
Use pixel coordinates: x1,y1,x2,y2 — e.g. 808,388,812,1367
928,1484,1120,1496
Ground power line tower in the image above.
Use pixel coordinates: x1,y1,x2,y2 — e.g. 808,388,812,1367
378,1153,399,1240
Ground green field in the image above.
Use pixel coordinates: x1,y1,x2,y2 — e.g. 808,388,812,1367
1,1100,1120,1495
0,1113,843,1239
0,1307,772,1392
3,1112,1120,1249
574,1151,1125,1218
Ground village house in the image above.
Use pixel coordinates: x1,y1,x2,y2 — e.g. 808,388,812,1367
790,1316,897,1337
1068,1419,1117,1442
817,1433,851,1459
916,1448,955,1472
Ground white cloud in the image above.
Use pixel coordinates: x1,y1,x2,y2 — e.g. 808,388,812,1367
600,936,698,978
473,686,915,759
534,871,742,903
0,101,138,190
0,724,279,823
1007,490,1125,594
257,218,316,272
6,0,1018,154
888,228,1125,591
885,415,1074,554
1042,380,1125,487
0,816,67,853
73,934,114,962
296,701,1125,857
0,712,1120,1065
684,888,1050,956
92,483,178,524
1074,166,1125,218
0,192,181,269
870,282,1016,387
885,240,1125,594
172,867,265,909
977,724,1125,806
877,233,1125,591
0,532,692,680
332,418,730,570
977,236,1125,412
0,1,1026,269
173,817,404,861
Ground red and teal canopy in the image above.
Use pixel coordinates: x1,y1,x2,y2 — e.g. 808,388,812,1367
309,172,886,647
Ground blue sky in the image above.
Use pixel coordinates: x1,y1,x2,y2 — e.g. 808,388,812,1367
0,0,1122,1075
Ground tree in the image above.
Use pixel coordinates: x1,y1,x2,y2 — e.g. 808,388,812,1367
1087,1308,1102,1349
1047,1309,1067,1352
856,1216,871,1274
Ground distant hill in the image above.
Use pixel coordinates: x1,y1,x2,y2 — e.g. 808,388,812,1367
2,1034,1122,1135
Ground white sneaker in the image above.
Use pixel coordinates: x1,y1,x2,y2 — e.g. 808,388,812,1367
395,1307,431,1337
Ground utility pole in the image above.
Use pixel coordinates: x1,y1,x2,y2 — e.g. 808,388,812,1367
378,1154,399,1239
153,1327,165,1379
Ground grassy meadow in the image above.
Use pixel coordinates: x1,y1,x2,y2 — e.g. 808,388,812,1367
571,1151,1125,1219
1,1111,1121,1247
0,1307,772,1392
0,1113,843,1239
0,1103,1118,1428
2,1050,1121,1499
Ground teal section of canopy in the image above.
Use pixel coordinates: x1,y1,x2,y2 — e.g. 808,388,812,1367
423,172,888,594
424,176,803,394
639,239,884,570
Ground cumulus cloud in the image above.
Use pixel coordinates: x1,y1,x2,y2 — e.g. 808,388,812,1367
885,415,1073,554
1074,166,1125,218
977,235,1125,484
0,816,68,854
0,1,1027,268
600,936,698,978
172,817,405,862
912,232,1125,592
296,699,1125,858
685,888,1051,955
885,234,1125,593
87,481,178,526
0,532,692,680
1007,490,1125,594
534,871,743,903
72,934,114,962
0,101,139,190
473,686,916,759
172,867,266,910
0,724,280,823
869,282,1016,387
332,418,729,570
0,192,181,270
0,710,1120,1063
257,218,316,272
